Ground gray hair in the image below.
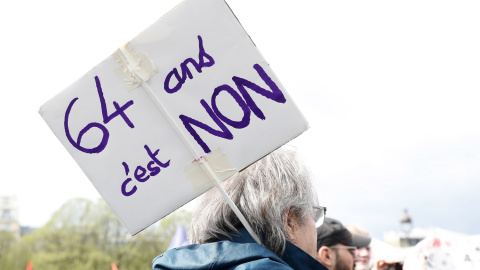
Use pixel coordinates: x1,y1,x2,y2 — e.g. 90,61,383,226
188,147,318,256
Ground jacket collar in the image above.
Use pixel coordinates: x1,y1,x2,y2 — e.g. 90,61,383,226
230,228,328,270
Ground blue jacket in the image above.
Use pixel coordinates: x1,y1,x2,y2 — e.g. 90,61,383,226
152,228,328,270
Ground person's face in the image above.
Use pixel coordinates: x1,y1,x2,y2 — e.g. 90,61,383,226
289,211,318,258
354,246,371,270
331,244,355,270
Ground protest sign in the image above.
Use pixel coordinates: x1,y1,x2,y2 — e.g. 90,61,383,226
40,0,309,235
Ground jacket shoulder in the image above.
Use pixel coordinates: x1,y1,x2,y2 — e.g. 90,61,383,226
153,241,291,270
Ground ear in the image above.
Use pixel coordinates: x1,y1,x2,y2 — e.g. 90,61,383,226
284,207,299,242
317,246,335,268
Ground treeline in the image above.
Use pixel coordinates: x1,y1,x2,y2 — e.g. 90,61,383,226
0,198,192,270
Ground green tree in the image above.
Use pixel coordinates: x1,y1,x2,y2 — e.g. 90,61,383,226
21,198,113,270
15,197,192,270
116,209,192,269
0,230,32,270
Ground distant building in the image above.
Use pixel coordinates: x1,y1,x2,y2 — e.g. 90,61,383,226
0,195,20,238
383,209,426,247
384,227,427,247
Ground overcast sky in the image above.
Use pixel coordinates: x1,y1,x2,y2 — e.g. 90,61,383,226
2,0,479,240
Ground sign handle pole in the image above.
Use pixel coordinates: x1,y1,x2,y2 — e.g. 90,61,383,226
115,43,262,245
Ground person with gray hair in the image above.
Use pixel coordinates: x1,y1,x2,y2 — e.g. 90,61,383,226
152,147,328,270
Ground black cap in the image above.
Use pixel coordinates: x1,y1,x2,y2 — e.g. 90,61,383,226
317,218,371,250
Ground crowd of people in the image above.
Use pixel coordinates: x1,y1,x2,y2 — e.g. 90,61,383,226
152,148,427,270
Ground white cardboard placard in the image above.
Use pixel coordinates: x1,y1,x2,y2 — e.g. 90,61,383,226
39,0,308,235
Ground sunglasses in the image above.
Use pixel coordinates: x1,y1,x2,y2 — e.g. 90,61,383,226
329,245,357,257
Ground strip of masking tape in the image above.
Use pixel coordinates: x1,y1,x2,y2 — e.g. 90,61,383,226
183,148,238,195
113,42,158,91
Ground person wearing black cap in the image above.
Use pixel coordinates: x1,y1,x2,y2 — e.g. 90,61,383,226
316,218,371,270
